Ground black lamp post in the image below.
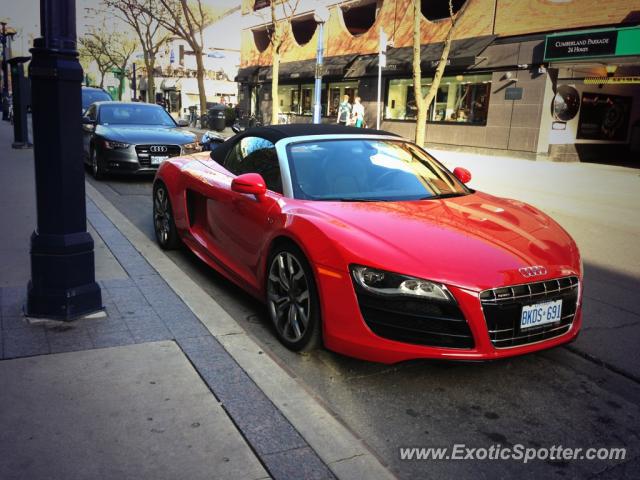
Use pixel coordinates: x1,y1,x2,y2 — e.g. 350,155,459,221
1,21,10,121
26,0,102,320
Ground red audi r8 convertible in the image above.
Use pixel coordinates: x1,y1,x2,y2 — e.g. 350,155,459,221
153,125,582,363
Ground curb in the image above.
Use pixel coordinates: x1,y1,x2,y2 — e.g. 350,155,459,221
85,181,397,480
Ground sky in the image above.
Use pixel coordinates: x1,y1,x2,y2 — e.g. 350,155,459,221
1,0,241,56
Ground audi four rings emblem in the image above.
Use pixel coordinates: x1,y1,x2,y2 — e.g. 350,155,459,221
150,145,168,153
519,266,547,277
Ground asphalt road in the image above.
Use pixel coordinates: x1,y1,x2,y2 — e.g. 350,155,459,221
86,158,640,479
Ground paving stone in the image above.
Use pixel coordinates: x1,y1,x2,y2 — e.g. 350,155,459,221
262,447,336,480
99,278,135,289
1,315,31,330
165,319,209,339
88,329,136,349
3,327,49,358
129,322,173,343
1,287,26,317
119,306,161,321
85,317,130,335
46,325,94,354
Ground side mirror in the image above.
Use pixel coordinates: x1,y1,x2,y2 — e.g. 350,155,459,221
82,117,96,125
453,167,472,184
231,173,267,198
177,118,189,127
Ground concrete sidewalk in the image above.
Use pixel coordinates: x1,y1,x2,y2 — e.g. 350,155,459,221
0,121,394,479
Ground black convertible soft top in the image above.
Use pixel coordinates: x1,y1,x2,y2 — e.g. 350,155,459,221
211,124,399,164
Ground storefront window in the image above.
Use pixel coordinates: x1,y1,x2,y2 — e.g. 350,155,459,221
328,81,359,117
277,85,300,115
385,74,491,125
300,84,327,116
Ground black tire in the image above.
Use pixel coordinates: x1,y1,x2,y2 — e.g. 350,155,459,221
266,243,322,352
153,182,181,250
90,146,105,180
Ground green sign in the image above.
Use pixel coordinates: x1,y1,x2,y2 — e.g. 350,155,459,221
544,26,640,62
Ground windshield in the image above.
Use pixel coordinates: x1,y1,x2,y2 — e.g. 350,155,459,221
82,89,112,110
286,139,470,201
98,104,176,127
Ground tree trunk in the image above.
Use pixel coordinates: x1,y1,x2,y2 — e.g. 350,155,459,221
194,46,207,116
413,0,460,146
143,52,155,103
99,71,106,89
271,49,280,125
412,0,426,145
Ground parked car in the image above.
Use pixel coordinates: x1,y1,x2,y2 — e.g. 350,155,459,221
82,102,198,179
81,86,112,114
152,124,583,363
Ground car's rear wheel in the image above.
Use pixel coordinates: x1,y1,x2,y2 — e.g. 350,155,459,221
266,245,321,352
90,147,105,180
153,183,181,250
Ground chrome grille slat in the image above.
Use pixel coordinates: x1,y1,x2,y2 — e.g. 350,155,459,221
480,282,578,305
480,276,580,349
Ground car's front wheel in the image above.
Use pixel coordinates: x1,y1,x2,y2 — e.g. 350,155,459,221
90,147,105,180
153,183,181,250
266,245,321,352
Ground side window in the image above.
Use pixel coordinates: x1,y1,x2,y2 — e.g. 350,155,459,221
224,136,282,194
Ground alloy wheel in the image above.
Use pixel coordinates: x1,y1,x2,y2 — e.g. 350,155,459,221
267,252,312,343
153,186,171,246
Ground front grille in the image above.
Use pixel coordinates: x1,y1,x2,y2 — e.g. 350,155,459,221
135,145,181,167
480,276,579,348
354,289,474,349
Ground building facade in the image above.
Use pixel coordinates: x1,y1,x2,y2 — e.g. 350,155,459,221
237,0,640,162
138,7,241,119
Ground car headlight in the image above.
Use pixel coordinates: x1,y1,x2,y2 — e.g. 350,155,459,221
350,265,453,301
181,141,199,153
103,140,130,149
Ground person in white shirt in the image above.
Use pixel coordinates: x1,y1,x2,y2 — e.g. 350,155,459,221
351,96,365,128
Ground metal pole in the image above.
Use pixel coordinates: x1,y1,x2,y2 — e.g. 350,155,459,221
132,62,137,100
1,22,9,121
313,21,324,124
376,58,381,130
26,0,102,320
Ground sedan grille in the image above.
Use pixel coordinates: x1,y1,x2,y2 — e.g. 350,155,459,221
354,289,474,349
135,145,181,167
480,276,579,348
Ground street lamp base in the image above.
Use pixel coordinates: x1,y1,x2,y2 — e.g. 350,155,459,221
12,142,33,149
26,230,103,322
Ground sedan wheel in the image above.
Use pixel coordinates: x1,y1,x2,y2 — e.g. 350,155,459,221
91,148,105,180
267,247,321,351
153,183,181,250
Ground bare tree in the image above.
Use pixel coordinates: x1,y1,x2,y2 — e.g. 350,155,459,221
78,31,115,88
142,1,232,115
261,0,300,125
102,0,172,103
79,24,137,98
412,0,464,145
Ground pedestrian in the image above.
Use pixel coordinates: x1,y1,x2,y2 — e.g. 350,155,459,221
336,94,351,126
351,96,365,128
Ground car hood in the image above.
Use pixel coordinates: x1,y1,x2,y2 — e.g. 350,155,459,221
294,192,580,291
97,125,196,145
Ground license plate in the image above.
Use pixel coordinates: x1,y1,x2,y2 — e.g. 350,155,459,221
150,155,168,165
520,299,563,330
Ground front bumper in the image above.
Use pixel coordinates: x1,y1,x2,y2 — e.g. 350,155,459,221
98,148,157,175
315,266,582,364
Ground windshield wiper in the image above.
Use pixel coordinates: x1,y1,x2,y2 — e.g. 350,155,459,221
421,192,468,200
321,197,381,202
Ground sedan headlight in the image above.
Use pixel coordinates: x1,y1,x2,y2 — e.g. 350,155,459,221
103,140,130,149
181,141,199,153
351,265,453,301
